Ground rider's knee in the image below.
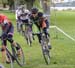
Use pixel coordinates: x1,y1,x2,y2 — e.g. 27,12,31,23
1,46,6,52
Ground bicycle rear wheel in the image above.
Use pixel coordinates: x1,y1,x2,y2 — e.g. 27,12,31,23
24,30,32,47
6,48,14,68
12,43,25,67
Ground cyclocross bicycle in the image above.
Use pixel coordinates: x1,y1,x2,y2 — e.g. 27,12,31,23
0,36,25,68
33,32,50,65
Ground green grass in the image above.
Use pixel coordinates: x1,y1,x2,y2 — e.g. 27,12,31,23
0,10,75,68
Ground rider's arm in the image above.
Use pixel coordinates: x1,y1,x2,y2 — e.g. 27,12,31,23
44,16,50,28
45,19,49,28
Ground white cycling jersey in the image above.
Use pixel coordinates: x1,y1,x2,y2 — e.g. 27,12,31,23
20,14,29,20
20,9,30,21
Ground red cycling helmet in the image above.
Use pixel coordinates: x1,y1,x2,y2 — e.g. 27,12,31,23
0,14,7,24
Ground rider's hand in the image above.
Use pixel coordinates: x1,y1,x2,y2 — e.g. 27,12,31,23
1,32,7,40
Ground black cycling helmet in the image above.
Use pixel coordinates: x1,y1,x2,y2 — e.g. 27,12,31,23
31,7,38,14
38,12,43,17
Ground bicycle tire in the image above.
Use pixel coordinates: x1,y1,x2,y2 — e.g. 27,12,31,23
41,34,50,65
11,43,25,67
42,48,50,65
6,48,14,68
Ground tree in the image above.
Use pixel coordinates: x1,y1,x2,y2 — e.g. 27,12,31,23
40,0,50,13
25,0,35,10
40,0,51,22
14,0,35,10
7,0,15,10
2,0,8,8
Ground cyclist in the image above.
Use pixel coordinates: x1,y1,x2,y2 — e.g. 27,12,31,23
38,12,50,37
38,12,51,49
30,8,51,49
16,6,27,33
15,7,22,32
17,8,31,35
20,9,31,31
20,9,32,45
0,14,21,63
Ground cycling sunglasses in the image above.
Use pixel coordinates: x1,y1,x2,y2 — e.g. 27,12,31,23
32,12,37,14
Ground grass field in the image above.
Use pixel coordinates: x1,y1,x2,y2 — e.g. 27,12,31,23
0,10,75,68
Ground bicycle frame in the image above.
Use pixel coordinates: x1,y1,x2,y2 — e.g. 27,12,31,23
0,36,25,67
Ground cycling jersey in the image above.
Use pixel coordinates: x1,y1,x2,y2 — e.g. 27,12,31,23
30,15,39,23
20,14,30,23
30,14,48,32
30,15,40,32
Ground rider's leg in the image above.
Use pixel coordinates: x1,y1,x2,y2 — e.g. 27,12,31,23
28,25,33,45
7,25,21,51
16,20,19,32
20,21,24,34
37,34,42,43
17,17,21,33
7,34,21,55
1,40,7,63
7,34,20,50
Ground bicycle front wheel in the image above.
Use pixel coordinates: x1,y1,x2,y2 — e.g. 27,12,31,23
12,43,25,67
42,46,50,65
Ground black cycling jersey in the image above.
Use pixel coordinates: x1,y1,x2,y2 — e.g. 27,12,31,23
30,15,41,30
30,12,50,31
30,15,39,23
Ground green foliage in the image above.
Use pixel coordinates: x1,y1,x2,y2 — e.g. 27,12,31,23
18,0,26,5
7,0,14,5
25,0,35,2
0,0,8,4
34,0,43,12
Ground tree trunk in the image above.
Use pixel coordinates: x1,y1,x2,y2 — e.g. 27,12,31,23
41,0,50,14
40,0,50,22
2,0,7,8
3,3,7,8
25,0,35,10
7,0,15,11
